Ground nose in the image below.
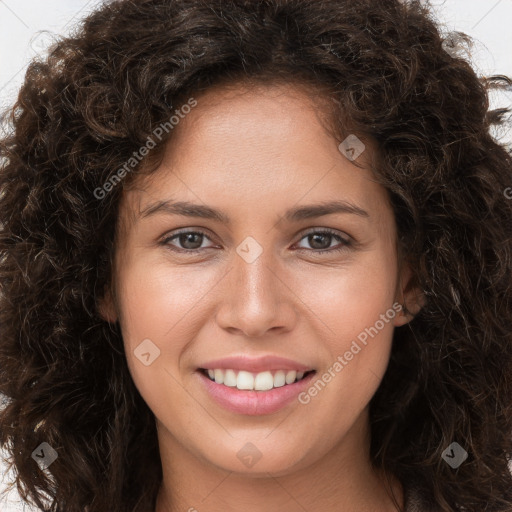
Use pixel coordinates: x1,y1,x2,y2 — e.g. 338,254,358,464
214,241,298,338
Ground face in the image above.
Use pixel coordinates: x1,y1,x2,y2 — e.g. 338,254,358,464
101,82,418,477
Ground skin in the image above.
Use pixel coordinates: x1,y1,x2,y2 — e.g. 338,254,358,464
100,82,423,512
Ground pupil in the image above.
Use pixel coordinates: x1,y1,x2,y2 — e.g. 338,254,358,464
181,233,202,249
309,233,330,249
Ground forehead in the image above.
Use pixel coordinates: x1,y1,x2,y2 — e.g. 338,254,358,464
119,82,391,230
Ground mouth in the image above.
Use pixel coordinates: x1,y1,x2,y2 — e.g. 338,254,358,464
198,368,316,391
196,367,318,415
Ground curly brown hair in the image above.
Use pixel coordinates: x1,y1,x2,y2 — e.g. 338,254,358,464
1,0,511,511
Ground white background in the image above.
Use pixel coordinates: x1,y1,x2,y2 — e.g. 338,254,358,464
1,0,512,510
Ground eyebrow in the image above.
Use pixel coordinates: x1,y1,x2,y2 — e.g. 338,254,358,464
139,199,370,223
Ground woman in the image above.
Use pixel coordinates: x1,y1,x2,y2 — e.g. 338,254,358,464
1,1,511,511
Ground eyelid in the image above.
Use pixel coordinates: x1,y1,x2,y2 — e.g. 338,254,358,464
295,227,351,243
159,228,218,249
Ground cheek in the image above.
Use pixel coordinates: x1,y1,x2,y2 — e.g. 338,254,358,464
114,261,203,385
296,289,396,438
115,261,210,421
292,247,397,344
116,259,216,345
291,245,398,409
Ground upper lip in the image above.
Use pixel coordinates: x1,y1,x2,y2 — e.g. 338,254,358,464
198,355,314,373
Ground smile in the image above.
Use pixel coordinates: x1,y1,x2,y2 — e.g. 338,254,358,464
197,368,317,415
200,368,315,391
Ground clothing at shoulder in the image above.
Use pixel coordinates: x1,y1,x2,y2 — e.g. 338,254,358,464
403,481,442,512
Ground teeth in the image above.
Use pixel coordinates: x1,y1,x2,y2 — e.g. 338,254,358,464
273,370,286,388
254,371,273,391
237,370,254,390
214,369,224,384
204,368,310,390
285,370,297,384
224,369,237,387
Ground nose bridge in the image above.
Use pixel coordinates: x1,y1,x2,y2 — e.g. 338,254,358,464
234,235,280,311
215,235,294,336
239,244,274,296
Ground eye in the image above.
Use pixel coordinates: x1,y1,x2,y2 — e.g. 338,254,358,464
294,228,352,254
160,228,352,255
160,229,216,252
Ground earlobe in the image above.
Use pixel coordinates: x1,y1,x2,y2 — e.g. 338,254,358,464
393,264,426,327
393,288,425,327
97,284,118,323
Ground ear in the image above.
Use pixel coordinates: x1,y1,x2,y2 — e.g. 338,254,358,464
97,283,118,323
393,264,425,327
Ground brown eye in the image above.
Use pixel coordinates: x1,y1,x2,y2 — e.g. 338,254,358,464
295,229,351,254
307,233,333,250
161,230,215,252
176,232,205,250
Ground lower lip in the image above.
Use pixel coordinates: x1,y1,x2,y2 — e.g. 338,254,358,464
197,370,316,415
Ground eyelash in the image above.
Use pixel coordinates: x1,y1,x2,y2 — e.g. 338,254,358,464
159,228,352,255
